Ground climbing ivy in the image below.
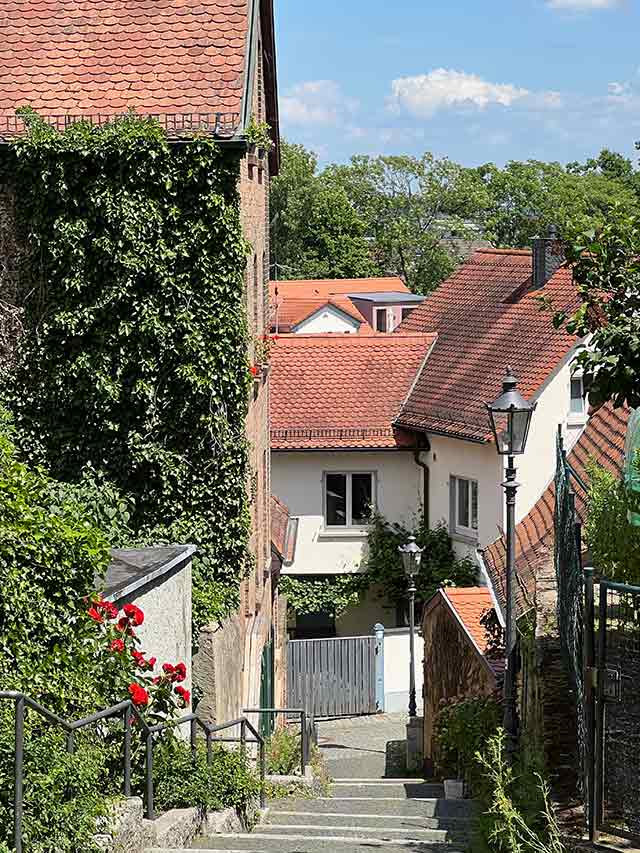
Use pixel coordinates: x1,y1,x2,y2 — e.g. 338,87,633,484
0,110,252,627
281,510,477,618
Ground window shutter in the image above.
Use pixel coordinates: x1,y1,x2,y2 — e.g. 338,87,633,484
449,476,456,533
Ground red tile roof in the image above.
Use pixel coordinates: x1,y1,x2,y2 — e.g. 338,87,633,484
481,402,630,616
272,295,368,333
270,333,436,450
442,587,495,654
269,277,409,302
397,249,581,442
0,0,253,132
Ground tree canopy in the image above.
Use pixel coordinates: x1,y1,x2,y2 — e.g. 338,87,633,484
271,141,640,294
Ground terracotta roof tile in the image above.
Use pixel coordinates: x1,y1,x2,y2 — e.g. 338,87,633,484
270,332,436,450
269,277,409,301
397,249,581,441
271,296,368,332
481,402,630,616
442,587,495,654
0,0,250,128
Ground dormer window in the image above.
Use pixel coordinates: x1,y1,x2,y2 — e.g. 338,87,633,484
375,308,388,332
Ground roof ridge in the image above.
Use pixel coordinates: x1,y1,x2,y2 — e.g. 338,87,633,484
475,248,532,256
276,332,435,343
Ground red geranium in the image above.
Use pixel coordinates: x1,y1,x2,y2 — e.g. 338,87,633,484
174,662,187,682
128,683,149,707
110,638,125,653
175,685,191,706
87,607,103,623
123,603,144,627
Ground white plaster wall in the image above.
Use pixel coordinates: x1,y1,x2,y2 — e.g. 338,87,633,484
383,627,424,713
516,355,586,523
271,450,423,575
425,437,504,557
294,305,360,334
114,563,192,714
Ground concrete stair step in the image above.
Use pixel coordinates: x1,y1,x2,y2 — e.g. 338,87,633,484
267,810,474,833
259,823,462,842
183,833,467,852
268,797,477,819
331,782,445,799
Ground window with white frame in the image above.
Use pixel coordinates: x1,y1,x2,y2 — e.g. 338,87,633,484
450,475,479,537
570,370,586,416
324,472,374,527
375,308,388,332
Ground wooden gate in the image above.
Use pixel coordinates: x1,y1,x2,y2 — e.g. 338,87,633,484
287,635,378,718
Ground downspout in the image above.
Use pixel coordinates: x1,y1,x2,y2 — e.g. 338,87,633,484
413,439,431,528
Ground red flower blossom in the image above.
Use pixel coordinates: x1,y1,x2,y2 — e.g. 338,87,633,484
110,638,125,653
147,656,157,669
162,663,175,675
249,364,260,377
152,676,161,685
88,607,103,623
104,602,119,620
128,683,149,707
175,685,191,705
123,603,144,626
174,662,187,683
132,649,145,666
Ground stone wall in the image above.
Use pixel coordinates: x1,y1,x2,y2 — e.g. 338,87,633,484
422,596,497,768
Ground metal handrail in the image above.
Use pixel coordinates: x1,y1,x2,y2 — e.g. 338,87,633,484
0,692,266,853
243,707,316,777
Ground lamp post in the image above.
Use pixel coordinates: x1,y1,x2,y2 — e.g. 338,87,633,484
485,368,536,760
398,535,424,718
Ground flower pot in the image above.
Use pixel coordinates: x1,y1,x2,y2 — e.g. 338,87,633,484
444,779,464,800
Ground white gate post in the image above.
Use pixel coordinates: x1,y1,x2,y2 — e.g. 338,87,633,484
374,623,385,713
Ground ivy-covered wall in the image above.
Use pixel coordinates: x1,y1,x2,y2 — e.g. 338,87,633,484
0,112,252,628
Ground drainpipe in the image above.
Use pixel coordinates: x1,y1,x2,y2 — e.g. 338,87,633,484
413,441,430,528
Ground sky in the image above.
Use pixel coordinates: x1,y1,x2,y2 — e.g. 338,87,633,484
274,0,640,168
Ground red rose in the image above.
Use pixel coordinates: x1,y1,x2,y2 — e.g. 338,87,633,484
250,365,259,377
131,649,145,666
104,602,119,620
110,638,125,653
152,676,161,685
123,603,144,626
88,607,103,623
128,683,149,707
162,663,175,675
174,662,187,682
147,656,156,669
175,685,191,706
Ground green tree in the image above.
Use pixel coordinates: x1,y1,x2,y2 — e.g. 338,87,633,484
270,141,377,280
325,153,488,294
553,205,640,410
477,159,637,248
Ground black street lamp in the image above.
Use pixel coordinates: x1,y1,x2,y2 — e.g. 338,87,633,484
485,368,536,760
398,535,424,718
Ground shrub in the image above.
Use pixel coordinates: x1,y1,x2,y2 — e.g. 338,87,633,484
472,731,565,853
266,726,302,775
153,739,259,820
433,693,501,790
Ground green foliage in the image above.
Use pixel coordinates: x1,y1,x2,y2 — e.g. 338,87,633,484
325,152,488,294
584,459,640,583
270,141,381,281
473,731,565,853
476,159,637,250
1,111,252,627
245,116,273,152
153,738,260,819
265,725,302,775
433,693,501,789
278,573,366,618
0,712,113,853
552,205,640,411
364,512,477,607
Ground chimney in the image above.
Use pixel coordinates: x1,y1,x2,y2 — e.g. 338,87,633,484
532,225,563,289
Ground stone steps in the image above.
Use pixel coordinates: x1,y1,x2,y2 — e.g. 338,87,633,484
185,834,468,852
267,809,474,833
268,796,476,819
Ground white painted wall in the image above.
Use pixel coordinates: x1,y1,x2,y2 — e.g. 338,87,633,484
424,437,504,558
294,304,360,334
271,450,423,575
383,627,424,714
516,353,586,522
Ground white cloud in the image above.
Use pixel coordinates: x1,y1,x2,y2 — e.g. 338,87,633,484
547,0,620,9
280,80,359,126
387,69,529,117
